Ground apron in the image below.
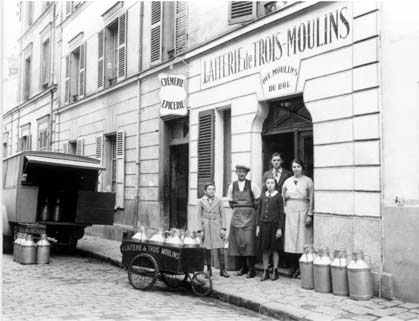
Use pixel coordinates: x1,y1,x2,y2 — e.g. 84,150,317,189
228,180,256,256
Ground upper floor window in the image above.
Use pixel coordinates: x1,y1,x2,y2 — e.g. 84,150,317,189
23,43,33,100
3,132,9,158
228,1,290,25
41,38,51,87
97,12,127,89
26,1,34,29
19,123,32,152
64,43,86,104
37,116,49,151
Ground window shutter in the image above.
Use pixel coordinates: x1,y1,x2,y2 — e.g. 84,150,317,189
117,12,127,80
115,131,125,209
95,135,103,161
97,30,105,89
197,110,215,198
175,2,187,55
76,138,84,156
150,1,162,64
64,55,70,104
228,1,257,25
78,42,86,97
63,142,68,154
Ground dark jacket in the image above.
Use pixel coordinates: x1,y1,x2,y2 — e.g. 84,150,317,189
256,192,285,229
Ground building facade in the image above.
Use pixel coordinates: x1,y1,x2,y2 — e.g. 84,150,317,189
3,1,419,302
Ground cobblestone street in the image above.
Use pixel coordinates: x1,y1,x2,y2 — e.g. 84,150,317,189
2,253,273,321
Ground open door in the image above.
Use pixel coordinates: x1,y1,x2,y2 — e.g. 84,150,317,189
75,190,115,225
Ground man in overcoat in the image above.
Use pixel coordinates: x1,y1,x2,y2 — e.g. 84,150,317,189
227,165,261,278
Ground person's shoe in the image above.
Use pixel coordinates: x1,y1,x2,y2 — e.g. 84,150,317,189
292,267,300,279
246,269,256,278
220,269,230,278
260,270,269,281
235,267,249,276
207,266,212,277
271,269,279,281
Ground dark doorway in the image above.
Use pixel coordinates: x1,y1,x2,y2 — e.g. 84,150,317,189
169,143,189,229
262,96,313,178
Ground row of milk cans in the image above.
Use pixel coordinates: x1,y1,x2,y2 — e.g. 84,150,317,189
13,233,51,264
299,245,373,300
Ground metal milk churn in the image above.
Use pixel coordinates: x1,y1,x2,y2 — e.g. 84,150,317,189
299,244,315,290
313,246,332,293
331,248,349,296
347,250,373,300
39,197,50,221
132,226,148,242
52,198,63,222
20,234,36,264
36,234,51,264
13,232,25,262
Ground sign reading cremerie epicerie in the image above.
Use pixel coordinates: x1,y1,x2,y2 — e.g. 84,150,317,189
159,74,187,116
200,3,352,100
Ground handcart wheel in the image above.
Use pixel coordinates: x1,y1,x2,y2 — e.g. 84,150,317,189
128,253,159,291
161,273,188,288
191,272,212,297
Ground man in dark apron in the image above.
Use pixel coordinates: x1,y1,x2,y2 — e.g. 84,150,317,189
227,165,261,278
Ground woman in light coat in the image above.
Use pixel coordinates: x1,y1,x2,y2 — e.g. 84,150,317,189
197,183,230,278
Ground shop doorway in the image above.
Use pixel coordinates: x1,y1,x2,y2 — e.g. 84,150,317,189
165,117,189,230
169,144,189,229
262,96,313,178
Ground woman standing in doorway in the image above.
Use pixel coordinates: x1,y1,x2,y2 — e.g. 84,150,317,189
282,159,314,278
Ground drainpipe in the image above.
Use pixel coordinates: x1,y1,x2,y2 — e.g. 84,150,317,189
134,1,144,228
48,2,57,151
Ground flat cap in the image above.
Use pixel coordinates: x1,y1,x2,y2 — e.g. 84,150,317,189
235,164,250,171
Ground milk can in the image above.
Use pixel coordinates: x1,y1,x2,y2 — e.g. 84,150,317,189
39,197,50,221
299,244,315,290
347,250,373,300
132,226,148,242
36,234,51,264
331,248,349,296
20,234,36,264
313,246,332,293
52,198,63,222
13,232,25,262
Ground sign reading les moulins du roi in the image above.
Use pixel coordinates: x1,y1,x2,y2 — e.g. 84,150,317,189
159,74,188,116
200,3,352,100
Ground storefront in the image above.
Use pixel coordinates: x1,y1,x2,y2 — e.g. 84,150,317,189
187,0,383,288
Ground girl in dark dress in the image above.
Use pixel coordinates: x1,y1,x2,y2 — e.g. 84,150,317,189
256,176,285,281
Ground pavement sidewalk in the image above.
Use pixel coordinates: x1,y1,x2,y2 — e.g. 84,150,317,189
77,235,419,321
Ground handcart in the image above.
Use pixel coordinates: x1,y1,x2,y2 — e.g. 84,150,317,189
120,237,212,296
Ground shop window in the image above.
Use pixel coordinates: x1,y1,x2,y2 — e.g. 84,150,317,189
104,131,125,209
37,116,50,151
64,43,86,104
150,1,175,64
41,38,51,87
97,12,127,89
228,1,290,25
197,110,215,198
222,109,232,197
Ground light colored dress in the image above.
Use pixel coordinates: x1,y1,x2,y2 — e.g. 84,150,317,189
282,175,314,254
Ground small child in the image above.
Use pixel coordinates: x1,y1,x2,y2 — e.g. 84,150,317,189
256,176,285,281
197,183,230,278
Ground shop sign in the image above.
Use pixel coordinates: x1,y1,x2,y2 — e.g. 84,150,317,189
159,74,187,116
200,3,352,100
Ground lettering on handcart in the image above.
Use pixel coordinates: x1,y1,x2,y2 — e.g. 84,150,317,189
160,248,180,259
146,245,160,253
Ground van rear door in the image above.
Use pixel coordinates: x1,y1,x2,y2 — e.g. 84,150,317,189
75,190,115,225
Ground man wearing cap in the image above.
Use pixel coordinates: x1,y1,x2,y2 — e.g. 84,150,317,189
227,164,261,278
